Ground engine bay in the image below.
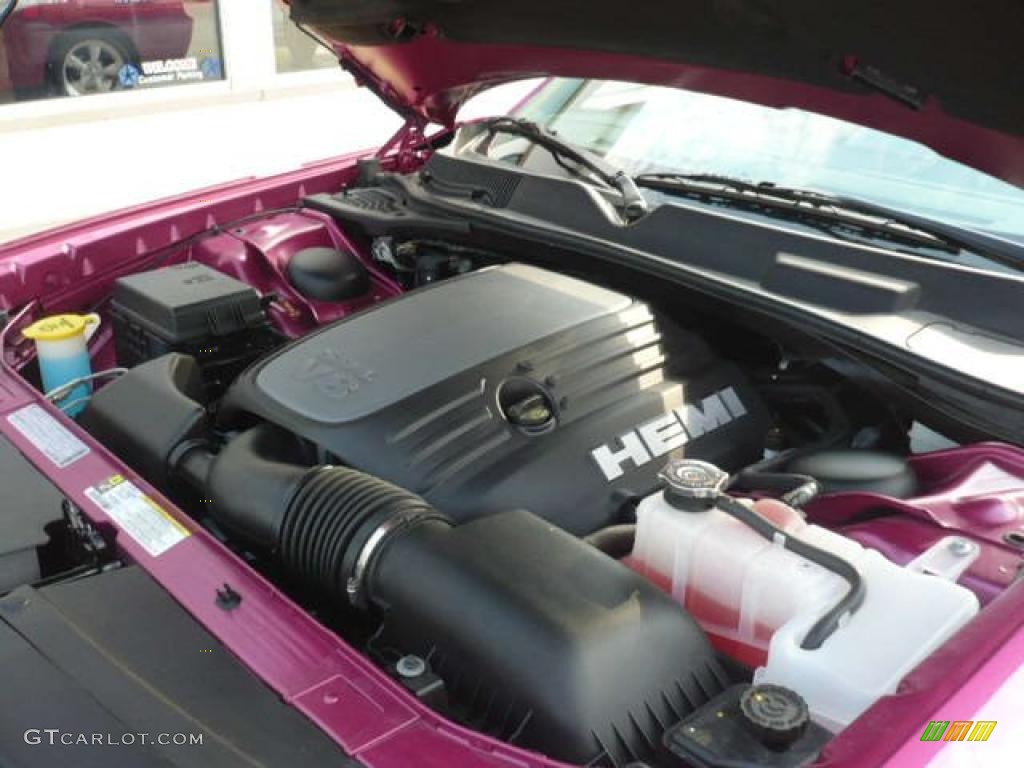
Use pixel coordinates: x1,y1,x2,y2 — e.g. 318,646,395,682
4,196,1024,768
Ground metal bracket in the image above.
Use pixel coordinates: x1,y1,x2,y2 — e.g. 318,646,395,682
906,536,980,582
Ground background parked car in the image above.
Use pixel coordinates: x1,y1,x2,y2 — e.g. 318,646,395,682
1,0,195,99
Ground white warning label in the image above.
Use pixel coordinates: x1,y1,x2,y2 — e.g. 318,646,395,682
85,475,190,557
6,404,89,468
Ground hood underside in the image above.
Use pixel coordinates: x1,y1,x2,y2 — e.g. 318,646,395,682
289,0,1024,187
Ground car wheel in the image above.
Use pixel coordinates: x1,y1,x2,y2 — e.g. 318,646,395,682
12,85,49,103
49,29,134,97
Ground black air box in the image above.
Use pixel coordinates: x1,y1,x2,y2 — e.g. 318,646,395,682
371,509,729,766
112,263,278,392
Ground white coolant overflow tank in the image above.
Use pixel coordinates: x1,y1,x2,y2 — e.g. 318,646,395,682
629,459,979,731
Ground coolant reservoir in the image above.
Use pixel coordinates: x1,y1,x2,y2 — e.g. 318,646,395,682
629,460,980,731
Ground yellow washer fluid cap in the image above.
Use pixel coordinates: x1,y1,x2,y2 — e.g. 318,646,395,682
22,313,99,342
22,313,101,418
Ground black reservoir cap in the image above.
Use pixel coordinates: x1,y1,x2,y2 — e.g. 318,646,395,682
664,684,831,768
740,684,810,748
660,459,730,512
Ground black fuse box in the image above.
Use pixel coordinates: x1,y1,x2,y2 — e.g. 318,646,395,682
111,263,280,393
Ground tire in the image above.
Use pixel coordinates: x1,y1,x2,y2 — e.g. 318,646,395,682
12,85,49,103
48,28,135,98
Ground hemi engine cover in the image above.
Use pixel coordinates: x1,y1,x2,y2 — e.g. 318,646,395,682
223,264,769,534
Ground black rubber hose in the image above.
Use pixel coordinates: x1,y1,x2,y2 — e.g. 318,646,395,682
730,470,822,508
195,425,314,551
712,494,865,650
583,524,637,559
174,425,452,605
278,465,449,605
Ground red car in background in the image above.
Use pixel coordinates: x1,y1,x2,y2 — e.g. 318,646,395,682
2,0,193,98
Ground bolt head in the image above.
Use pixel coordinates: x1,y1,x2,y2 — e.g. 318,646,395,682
396,655,427,679
948,538,974,556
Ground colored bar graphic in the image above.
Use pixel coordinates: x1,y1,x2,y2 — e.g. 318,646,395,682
921,721,949,741
943,721,973,741
920,720,996,742
968,721,997,742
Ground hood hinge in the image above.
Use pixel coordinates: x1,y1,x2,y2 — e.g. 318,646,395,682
376,118,436,173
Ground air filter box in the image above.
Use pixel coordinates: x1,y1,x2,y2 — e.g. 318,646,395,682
371,509,730,766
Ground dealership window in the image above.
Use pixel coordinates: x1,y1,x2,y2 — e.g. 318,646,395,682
0,0,226,105
271,0,334,73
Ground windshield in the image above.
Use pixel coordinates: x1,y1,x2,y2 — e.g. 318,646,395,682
506,79,1024,240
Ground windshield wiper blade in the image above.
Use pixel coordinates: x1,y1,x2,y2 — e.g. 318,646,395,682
635,172,1024,268
806,191,1024,269
476,117,648,222
635,172,956,251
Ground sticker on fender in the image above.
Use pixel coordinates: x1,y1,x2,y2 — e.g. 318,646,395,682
85,475,190,557
7,404,89,468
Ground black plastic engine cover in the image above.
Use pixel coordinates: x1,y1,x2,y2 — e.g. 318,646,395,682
223,264,768,534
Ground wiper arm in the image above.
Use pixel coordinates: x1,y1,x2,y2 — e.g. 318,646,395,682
476,117,648,222
635,172,1024,269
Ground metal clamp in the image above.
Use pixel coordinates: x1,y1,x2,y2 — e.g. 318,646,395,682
346,509,448,608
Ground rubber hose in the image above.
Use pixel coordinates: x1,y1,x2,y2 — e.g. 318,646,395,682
583,524,637,558
731,470,822,508
278,465,450,605
713,494,865,650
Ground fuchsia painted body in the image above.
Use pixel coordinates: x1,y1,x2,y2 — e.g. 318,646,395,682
813,444,1024,604
1,152,1022,766
191,210,403,335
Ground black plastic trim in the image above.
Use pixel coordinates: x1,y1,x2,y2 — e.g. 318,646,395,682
332,165,1024,443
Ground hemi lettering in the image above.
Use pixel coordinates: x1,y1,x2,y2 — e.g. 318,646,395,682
720,386,748,418
677,391,735,439
591,432,652,482
637,412,688,459
590,388,746,482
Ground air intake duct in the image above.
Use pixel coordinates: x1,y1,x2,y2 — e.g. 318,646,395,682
177,423,449,601
180,426,728,766
279,464,451,607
